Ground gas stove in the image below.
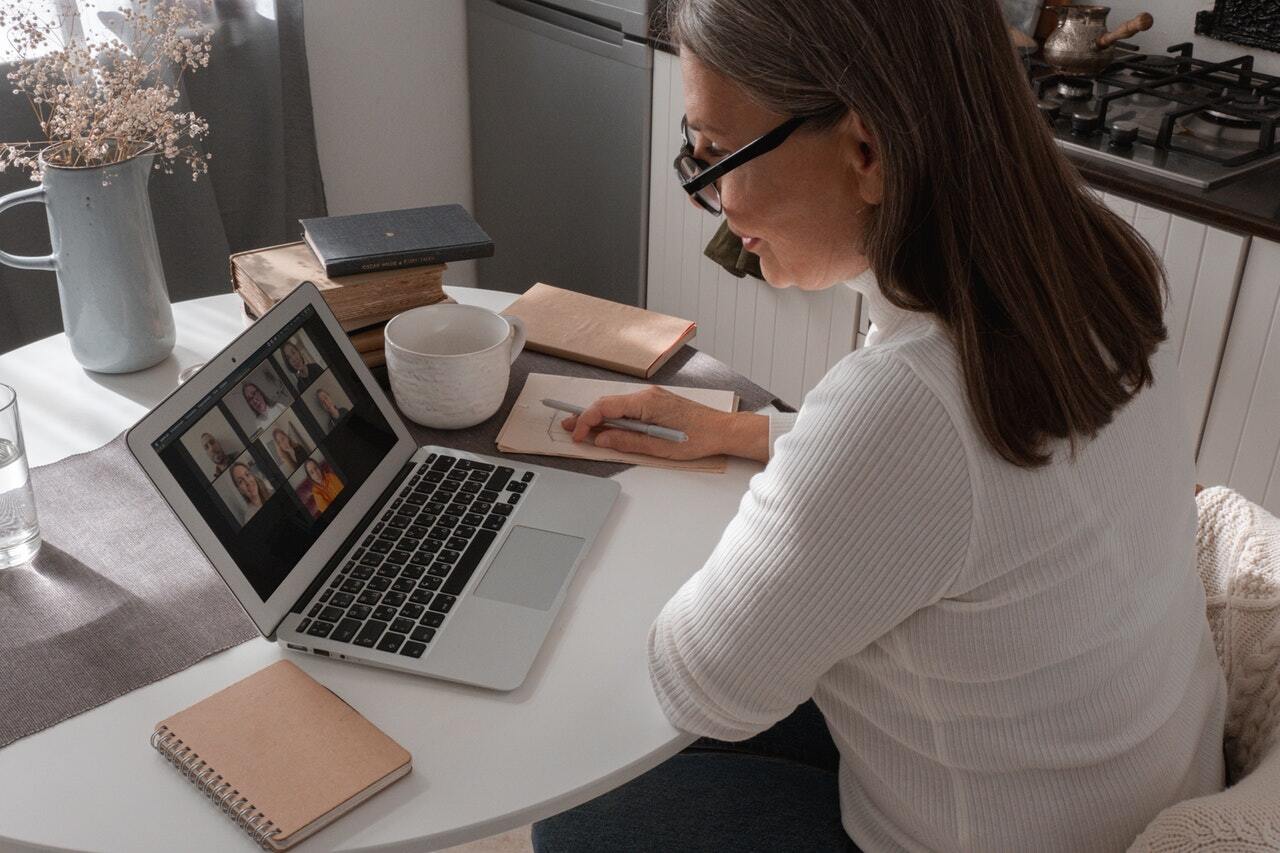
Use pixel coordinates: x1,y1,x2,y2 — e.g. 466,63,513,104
1034,43,1280,189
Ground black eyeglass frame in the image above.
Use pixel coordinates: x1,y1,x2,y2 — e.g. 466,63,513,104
674,115,808,214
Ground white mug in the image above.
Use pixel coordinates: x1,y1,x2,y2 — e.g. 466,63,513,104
384,303,527,429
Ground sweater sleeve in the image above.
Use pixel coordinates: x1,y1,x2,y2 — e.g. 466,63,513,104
767,412,799,458
648,352,972,741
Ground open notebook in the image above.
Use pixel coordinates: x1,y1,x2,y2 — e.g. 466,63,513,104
497,373,739,473
150,660,411,849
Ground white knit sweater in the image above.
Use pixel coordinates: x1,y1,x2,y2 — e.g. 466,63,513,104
648,271,1228,852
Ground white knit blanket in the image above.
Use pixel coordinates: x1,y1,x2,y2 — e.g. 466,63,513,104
1130,487,1280,851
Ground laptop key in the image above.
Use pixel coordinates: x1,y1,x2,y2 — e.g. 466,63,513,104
341,577,365,594
308,603,322,618
409,589,434,605
446,536,469,551
391,617,415,634
428,526,449,541
392,577,416,593
319,606,345,623
467,470,488,482
425,501,447,514
377,632,406,654
471,461,495,473
463,512,485,526
486,467,514,491
491,503,512,517
508,494,521,505
439,548,462,563
331,618,362,643
368,576,392,591
405,493,427,506
387,515,410,530
331,591,354,608
522,471,535,483
411,626,436,643
507,481,527,494
401,565,424,580
419,575,443,591
400,641,427,659
359,552,383,566
442,514,461,528
319,589,333,603
369,539,393,554
437,480,459,493
400,602,425,619
347,603,372,621
409,552,432,566
431,455,454,472
298,618,312,633
375,563,399,579
420,539,442,553
420,611,445,628
483,515,507,531
424,470,445,482
457,524,478,538
406,524,429,539
373,604,398,622
472,500,492,514
307,620,334,638
429,593,457,614
446,469,466,482
479,489,499,503
358,589,381,606
428,562,451,578
351,565,374,580
386,549,411,565
442,529,497,596
460,482,481,494
354,620,388,647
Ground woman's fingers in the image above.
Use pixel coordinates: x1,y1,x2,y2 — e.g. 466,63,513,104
569,391,655,443
592,428,671,457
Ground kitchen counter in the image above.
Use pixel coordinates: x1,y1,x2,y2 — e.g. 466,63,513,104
644,21,1280,241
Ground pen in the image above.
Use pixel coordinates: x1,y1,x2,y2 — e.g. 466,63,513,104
542,398,689,443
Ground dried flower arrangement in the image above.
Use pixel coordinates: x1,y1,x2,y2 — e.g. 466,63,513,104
0,0,213,182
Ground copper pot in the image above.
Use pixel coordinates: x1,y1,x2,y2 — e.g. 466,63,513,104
1042,5,1153,74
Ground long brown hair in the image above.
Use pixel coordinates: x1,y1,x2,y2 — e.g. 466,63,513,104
671,0,1167,467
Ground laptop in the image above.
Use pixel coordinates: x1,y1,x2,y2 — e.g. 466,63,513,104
128,282,619,691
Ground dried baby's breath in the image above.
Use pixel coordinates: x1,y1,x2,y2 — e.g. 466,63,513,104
0,0,212,181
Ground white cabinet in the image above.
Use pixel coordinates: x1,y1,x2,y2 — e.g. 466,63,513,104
1098,192,1248,454
1197,237,1280,514
646,50,861,409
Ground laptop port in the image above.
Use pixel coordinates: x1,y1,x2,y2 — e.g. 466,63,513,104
313,648,330,657
286,643,307,652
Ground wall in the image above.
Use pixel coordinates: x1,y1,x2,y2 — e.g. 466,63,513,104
1103,0,1280,76
304,0,477,288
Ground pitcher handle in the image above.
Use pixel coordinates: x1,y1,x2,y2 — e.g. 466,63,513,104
0,185,57,271
504,314,527,364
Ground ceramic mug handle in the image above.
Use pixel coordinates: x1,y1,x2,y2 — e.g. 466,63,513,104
504,314,527,364
0,186,57,271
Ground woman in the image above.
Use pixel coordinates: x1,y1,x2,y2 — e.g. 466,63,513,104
229,461,273,523
534,1,1227,851
271,427,308,474
240,381,288,434
282,341,324,390
302,458,343,515
315,388,349,432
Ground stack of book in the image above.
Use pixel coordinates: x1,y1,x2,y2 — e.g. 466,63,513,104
231,205,495,368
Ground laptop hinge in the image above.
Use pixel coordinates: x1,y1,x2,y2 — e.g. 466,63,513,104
281,461,415,624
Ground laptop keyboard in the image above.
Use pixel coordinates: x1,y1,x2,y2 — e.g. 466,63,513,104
295,453,535,660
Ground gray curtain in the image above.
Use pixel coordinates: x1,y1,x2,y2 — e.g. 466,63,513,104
0,0,327,353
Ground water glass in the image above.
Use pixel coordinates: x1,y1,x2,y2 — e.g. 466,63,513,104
0,384,40,568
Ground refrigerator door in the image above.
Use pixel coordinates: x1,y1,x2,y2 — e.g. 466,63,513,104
469,0,652,306
542,0,650,38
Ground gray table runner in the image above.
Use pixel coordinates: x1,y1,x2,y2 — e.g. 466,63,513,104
0,346,779,749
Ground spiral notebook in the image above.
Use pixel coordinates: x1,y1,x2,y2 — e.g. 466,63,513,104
150,660,411,849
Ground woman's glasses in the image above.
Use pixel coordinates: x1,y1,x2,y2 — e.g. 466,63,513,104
674,115,808,215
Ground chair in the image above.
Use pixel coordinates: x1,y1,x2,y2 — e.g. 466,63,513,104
1129,487,1280,851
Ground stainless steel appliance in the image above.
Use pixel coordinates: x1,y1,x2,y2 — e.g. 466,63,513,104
1035,42,1280,189
468,0,652,306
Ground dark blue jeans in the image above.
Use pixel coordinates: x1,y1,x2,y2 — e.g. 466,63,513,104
532,701,860,852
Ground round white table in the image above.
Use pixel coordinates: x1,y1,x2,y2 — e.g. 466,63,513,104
0,290,764,852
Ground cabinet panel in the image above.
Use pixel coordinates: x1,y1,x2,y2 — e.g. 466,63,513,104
1198,237,1280,515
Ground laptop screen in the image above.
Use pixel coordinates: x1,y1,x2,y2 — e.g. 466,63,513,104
151,304,398,601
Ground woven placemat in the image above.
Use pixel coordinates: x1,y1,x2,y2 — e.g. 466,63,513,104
0,346,779,749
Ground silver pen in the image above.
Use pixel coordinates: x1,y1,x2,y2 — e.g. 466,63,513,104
542,398,689,443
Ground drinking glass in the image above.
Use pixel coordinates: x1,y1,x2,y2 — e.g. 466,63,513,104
0,384,41,568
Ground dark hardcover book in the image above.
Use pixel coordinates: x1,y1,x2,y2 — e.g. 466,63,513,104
299,204,494,277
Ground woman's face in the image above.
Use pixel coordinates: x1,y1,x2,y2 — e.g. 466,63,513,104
284,344,304,373
232,464,259,503
679,52,880,290
273,429,290,455
243,383,268,415
306,460,323,484
317,389,337,416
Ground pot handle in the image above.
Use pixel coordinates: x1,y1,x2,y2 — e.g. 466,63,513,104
1097,12,1154,49
0,185,57,271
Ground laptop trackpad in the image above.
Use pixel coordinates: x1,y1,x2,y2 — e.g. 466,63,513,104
473,526,586,611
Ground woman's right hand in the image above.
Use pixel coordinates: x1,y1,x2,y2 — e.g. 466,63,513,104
562,385,769,463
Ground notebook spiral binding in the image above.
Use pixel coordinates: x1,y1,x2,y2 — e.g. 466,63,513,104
151,726,281,849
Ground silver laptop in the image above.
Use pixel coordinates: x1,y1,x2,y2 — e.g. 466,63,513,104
128,282,619,691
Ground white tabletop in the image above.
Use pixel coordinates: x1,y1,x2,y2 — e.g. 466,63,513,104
0,289,763,852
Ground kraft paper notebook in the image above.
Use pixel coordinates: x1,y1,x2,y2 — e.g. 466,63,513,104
150,660,411,850
501,283,697,379
497,373,738,473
